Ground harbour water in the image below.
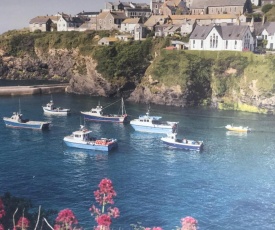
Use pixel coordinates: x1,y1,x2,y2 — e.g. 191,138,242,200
1,93,275,230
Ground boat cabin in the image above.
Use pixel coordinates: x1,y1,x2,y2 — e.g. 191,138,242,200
73,129,92,141
90,105,103,116
11,112,29,123
46,101,55,110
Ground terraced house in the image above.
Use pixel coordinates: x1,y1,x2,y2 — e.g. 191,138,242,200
189,0,252,15
189,24,254,51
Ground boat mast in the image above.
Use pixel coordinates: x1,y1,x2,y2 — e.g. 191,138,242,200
18,98,21,114
121,97,126,115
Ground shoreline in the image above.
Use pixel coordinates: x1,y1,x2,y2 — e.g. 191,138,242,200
0,84,69,96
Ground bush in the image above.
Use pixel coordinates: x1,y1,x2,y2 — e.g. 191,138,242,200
262,4,273,13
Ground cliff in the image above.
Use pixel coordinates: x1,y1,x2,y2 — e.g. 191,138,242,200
1,31,275,114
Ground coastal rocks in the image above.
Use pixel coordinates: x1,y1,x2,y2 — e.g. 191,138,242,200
128,76,187,107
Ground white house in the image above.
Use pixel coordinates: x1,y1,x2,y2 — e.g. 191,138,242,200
134,24,147,40
251,0,260,6
57,14,84,31
189,24,254,51
254,22,275,50
120,18,141,34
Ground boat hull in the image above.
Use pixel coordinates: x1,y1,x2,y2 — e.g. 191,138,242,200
225,125,250,132
161,138,203,151
43,107,70,115
81,112,128,123
130,123,174,134
3,118,50,130
63,138,118,152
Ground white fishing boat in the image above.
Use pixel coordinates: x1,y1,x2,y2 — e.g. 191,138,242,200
81,98,128,123
130,108,179,134
225,124,251,132
63,125,118,152
3,112,50,130
161,133,203,151
3,100,50,130
42,100,70,115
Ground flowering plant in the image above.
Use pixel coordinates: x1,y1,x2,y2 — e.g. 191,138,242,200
0,199,5,230
89,178,120,230
180,216,198,230
14,217,30,230
54,208,79,230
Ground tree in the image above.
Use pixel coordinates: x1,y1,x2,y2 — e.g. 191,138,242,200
261,4,273,13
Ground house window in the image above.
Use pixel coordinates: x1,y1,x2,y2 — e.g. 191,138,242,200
99,19,102,24
234,40,237,49
226,41,228,49
212,33,216,48
109,19,112,24
201,40,203,48
193,40,195,48
156,5,158,8
216,35,218,48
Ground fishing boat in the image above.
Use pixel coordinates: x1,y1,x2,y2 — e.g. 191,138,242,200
3,112,50,130
81,98,128,123
130,109,179,134
63,125,118,151
225,124,251,132
161,133,203,151
42,100,70,115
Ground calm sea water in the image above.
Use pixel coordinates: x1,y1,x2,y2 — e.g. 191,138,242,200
1,93,275,230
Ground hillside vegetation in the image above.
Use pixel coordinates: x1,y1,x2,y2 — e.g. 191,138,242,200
1,31,275,113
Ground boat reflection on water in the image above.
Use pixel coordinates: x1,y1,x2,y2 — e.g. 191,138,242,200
226,131,248,137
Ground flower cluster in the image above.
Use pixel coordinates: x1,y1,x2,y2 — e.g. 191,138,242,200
54,208,79,230
90,178,120,230
180,216,198,230
14,217,30,230
0,199,5,230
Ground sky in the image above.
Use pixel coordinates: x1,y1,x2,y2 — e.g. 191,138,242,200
0,0,149,34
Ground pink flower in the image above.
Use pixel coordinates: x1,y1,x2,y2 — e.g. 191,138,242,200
0,224,4,230
0,199,6,219
55,209,78,229
15,217,30,229
89,205,101,216
96,214,112,227
181,216,198,230
107,207,120,218
94,178,117,205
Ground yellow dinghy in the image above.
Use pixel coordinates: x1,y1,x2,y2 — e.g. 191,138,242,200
225,124,251,132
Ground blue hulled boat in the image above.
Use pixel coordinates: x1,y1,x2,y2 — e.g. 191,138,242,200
42,100,70,115
130,109,179,134
3,112,50,130
161,133,203,151
63,125,118,152
81,98,128,123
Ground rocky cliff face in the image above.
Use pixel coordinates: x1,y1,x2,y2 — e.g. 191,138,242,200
1,46,275,114
0,48,120,97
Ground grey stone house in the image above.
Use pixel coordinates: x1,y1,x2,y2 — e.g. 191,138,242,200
96,11,127,30
29,16,52,32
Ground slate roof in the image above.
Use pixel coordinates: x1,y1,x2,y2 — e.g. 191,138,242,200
190,24,250,40
169,14,238,20
253,22,275,35
29,16,51,24
144,15,168,27
122,18,141,24
97,11,127,20
191,0,246,8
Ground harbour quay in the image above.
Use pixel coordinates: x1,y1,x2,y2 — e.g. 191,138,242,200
0,84,69,96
